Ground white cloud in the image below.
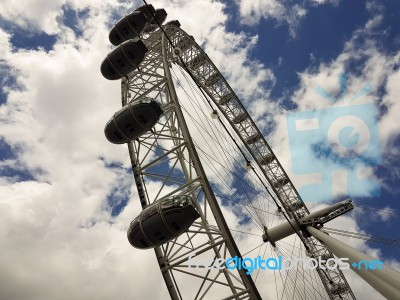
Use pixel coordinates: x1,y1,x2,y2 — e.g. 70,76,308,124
309,0,340,5
0,28,12,58
235,0,345,38
376,206,394,222
204,27,276,110
380,67,400,151
0,0,397,299
0,1,168,299
0,0,123,35
235,0,308,37
0,0,272,298
236,0,285,25
269,1,400,200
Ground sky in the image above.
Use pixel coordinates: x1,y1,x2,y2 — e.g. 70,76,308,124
0,0,399,299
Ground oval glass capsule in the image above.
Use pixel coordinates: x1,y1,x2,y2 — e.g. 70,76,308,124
109,11,148,46
104,100,163,144
100,39,148,80
127,195,200,249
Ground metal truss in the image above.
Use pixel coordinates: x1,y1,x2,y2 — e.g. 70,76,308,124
115,14,359,297
160,25,356,300
121,28,261,299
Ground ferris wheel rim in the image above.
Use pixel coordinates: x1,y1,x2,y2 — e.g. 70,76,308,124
104,11,356,299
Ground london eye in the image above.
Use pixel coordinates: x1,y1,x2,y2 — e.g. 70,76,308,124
100,3,400,299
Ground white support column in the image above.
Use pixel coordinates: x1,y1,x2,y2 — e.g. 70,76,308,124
307,226,400,300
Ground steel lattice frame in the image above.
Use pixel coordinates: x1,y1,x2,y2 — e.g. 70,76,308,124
122,27,260,299
120,22,356,300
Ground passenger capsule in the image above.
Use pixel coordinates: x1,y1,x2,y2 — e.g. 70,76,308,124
104,100,163,144
127,195,200,249
109,11,148,46
100,39,148,80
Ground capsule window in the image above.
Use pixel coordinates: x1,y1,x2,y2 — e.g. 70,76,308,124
154,231,166,242
141,204,158,220
115,109,141,138
121,27,129,35
113,34,122,42
171,222,181,231
107,66,117,75
101,59,121,80
142,214,172,245
114,131,123,140
129,20,137,28
108,47,135,75
116,59,125,68
138,114,147,124
123,121,135,132
125,50,136,61
131,224,140,235
133,104,158,126
139,239,149,248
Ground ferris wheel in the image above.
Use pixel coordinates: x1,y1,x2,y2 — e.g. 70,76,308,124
100,3,400,300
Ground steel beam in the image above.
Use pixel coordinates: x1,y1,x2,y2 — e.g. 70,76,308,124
263,199,353,244
308,226,400,300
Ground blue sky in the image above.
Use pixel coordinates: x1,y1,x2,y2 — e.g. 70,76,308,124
221,0,400,263
0,0,399,299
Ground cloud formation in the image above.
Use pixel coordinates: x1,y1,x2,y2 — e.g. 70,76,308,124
0,1,397,299
269,2,400,200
